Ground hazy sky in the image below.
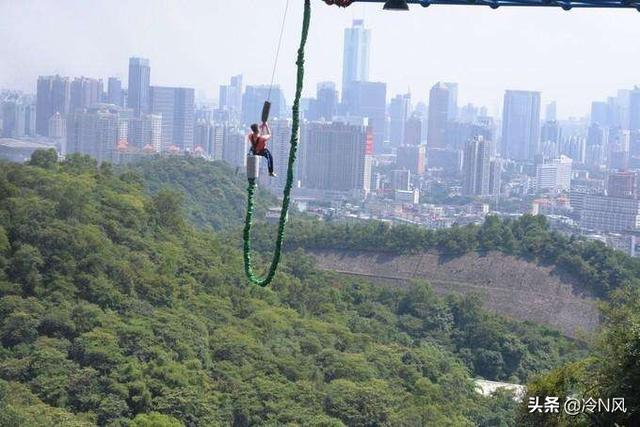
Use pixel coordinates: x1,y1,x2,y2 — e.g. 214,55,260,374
1,0,640,118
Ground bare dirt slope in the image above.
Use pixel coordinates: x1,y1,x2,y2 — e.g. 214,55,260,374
308,249,599,338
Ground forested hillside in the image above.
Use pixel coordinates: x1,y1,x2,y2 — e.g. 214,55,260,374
255,217,640,299
0,151,588,426
123,156,277,230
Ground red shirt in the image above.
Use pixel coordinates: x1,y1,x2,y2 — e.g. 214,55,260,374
248,133,268,153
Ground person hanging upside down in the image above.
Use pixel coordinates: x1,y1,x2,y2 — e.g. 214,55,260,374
248,123,276,177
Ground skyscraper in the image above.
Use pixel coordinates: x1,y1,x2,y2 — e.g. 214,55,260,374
342,20,370,100
590,101,609,126
427,82,457,149
389,93,411,149
608,128,630,170
222,125,247,169
501,90,541,162
1,96,26,138
308,82,338,121
70,77,103,112
265,119,293,188
67,105,120,163
303,121,372,195
545,101,557,122
36,75,70,136
107,77,124,107
128,114,162,152
404,115,423,145
586,123,607,166
463,136,493,196
150,86,195,151
128,57,151,117
48,112,66,140
210,123,224,161
342,81,386,153
391,169,411,191
219,74,243,117
242,85,286,125
396,144,426,176
194,119,212,152
629,87,640,131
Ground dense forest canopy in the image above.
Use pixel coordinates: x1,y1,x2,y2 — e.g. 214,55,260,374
0,151,637,426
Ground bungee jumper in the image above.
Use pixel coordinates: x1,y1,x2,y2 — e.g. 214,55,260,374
242,0,640,288
248,122,276,177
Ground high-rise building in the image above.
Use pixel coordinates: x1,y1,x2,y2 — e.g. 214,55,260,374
501,90,541,161
219,74,243,117
308,82,338,121
404,115,423,145
580,194,640,232
463,136,493,196
205,123,224,160
445,83,458,121
607,96,624,129
23,103,35,136
242,85,286,125
70,77,103,112
389,93,411,149
536,155,573,193
545,101,557,122
608,128,630,170
342,81,386,153
194,119,211,152
396,144,426,176
617,89,631,129
1,99,25,138
36,75,70,136
427,147,464,174
561,135,586,165
447,121,493,151
342,19,370,100
427,82,458,149
540,120,561,158
303,121,372,195
128,114,162,152
489,159,502,196
459,103,479,124
264,119,293,188
541,121,561,146
607,171,638,199
591,101,609,126
222,125,247,169
150,86,195,151
391,169,411,191
586,123,607,167
48,112,66,139
107,77,124,107
629,87,640,131
128,57,151,117
67,105,120,163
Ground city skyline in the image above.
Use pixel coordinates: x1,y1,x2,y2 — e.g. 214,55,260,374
2,1,640,118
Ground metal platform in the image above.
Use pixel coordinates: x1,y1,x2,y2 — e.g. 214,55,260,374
352,0,640,10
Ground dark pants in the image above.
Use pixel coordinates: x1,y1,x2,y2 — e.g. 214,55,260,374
251,148,274,174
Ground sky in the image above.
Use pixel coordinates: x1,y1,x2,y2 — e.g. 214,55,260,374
1,0,640,118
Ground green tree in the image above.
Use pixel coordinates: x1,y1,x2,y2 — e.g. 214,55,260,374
130,412,183,427
29,148,58,169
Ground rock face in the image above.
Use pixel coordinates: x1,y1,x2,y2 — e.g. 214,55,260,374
308,249,600,338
